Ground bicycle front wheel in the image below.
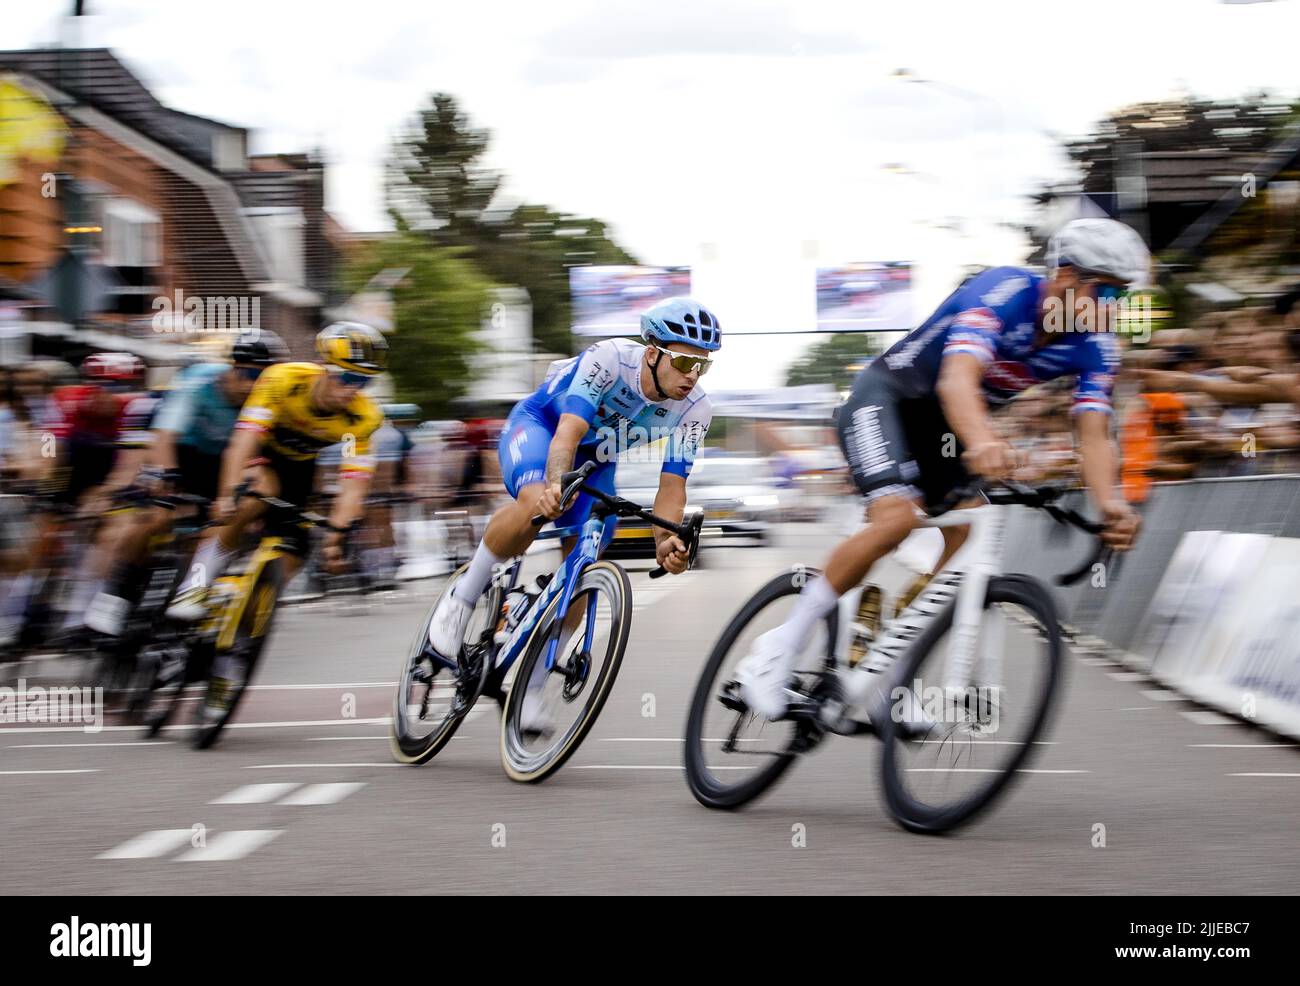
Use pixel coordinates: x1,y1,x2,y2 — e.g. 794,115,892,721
877,575,1065,834
684,568,837,809
500,560,631,783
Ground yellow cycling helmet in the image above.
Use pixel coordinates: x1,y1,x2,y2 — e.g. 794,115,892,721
316,321,389,375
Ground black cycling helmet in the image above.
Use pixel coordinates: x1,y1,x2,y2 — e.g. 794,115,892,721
230,327,289,367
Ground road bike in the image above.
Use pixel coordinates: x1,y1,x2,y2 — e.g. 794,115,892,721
391,460,704,782
684,481,1114,833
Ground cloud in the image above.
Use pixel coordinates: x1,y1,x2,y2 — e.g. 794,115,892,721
539,2,871,60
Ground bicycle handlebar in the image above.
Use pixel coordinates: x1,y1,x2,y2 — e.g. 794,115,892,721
941,479,1117,587
530,460,705,578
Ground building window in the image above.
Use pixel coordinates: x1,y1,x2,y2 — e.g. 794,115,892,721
102,198,161,268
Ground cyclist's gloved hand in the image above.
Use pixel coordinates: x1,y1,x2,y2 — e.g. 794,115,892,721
962,440,1017,483
534,481,566,520
656,534,690,575
1100,500,1140,552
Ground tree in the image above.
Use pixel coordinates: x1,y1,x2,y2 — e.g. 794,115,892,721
386,93,639,356
477,203,636,355
342,232,498,418
387,93,501,244
785,332,891,392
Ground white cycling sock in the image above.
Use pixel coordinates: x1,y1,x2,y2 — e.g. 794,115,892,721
453,540,504,604
778,576,840,652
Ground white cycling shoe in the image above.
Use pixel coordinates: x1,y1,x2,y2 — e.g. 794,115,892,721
84,592,129,636
733,628,800,721
427,590,474,659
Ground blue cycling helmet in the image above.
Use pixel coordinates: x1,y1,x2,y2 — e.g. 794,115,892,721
639,297,722,351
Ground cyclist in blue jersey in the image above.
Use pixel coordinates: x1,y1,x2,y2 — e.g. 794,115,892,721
426,297,721,660
84,329,286,636
736,218,1150,719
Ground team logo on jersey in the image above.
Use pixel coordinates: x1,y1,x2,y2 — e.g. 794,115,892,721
653,406,668,417
951,308,1001,333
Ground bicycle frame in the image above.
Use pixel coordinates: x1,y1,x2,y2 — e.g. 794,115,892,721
835,502,1008,716
489,507,617,676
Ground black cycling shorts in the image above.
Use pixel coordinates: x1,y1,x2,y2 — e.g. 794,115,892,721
175,444,222,503
256,449,317,557
836,365,970,514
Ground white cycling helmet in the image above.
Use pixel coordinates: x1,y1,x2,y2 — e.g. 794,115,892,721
1046,218,1151,288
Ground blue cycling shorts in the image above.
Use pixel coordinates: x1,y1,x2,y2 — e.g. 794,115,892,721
497,406,616,529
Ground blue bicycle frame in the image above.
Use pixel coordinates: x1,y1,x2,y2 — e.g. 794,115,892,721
491,509,618,676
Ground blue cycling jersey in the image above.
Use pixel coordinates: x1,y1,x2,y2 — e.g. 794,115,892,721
152,362,242,456
514,337,712,477
876,266,1118,415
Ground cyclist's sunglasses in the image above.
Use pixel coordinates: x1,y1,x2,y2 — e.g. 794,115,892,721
327,367,374,389
234,365,264,381
650,344,714,377
1066,262,1128,300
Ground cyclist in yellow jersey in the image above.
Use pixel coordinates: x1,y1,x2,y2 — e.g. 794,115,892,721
166,322,387,620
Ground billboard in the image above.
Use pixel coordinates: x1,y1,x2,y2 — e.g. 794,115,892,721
816,261,913,332
570,265,691,337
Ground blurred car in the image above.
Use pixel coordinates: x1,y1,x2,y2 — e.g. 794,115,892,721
605,455,702,559
687,455,782,543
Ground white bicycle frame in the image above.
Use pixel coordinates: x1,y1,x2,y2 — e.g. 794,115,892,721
835,502,1009,718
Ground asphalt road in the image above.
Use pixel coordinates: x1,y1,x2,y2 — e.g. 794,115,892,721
4,523,1298,895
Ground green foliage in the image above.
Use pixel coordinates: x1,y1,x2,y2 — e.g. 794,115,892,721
343,232,497,418
385,92,638,357
785,332,891,391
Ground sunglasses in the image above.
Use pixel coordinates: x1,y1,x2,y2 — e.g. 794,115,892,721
650,344,713,377
234,365,264,381
328,368,374,389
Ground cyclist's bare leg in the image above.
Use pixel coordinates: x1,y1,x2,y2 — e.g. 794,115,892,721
822,494,923,592
482,482,547,559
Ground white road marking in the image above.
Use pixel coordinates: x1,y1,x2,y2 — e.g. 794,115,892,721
8,741,172,748
1107,671,1148,682
0,717,392,735
211,782,300,805
243,682,396,691
278,782,366,805
905,768,1089,774
174,717,392,731
98,829,194,860
245,762,404,769
1140,689,1182,702
1191,743,1298,748
572,765,753,771
1118,707,1155,711
1180,710,1235,726
1228,772,1300,778
0,768,99,775
174,830,283,862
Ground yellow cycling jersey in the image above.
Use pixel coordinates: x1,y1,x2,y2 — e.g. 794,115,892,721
236,362,382,478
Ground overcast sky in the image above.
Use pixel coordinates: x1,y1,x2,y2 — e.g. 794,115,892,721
16,0,1298,388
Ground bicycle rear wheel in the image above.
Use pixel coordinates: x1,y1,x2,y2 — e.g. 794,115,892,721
500,561,631,783
389,565,493,765
684,568,837,809
192,561,282,750
877,575,1064,834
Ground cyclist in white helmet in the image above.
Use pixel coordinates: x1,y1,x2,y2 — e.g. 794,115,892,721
425,297,721,662
735,217,1149,720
